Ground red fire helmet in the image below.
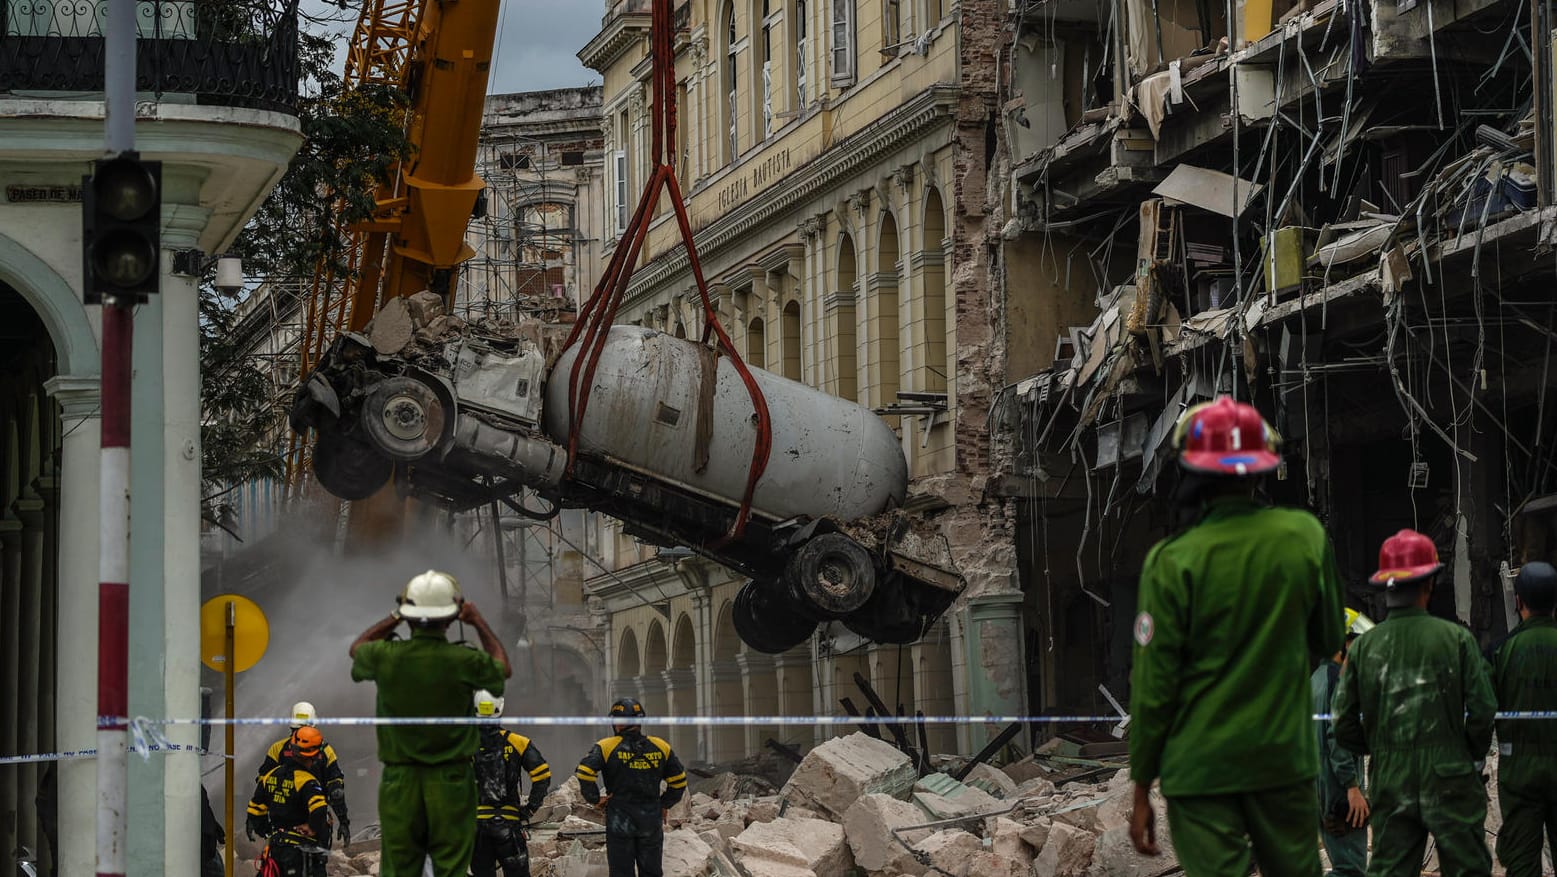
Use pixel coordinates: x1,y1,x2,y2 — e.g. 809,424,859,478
1172,396,1281,476
1369,528,1443,586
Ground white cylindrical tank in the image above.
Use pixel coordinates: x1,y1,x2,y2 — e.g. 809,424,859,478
543,325,907,522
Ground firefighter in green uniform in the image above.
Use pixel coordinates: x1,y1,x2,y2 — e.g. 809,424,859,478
471,688,552,877
1128,396,1346,877
1486,561,1557,877
1332,529,1497,877
575,698,689,877
255,701,350,846
350,570,511,877
1312,609,1375,877
246,726,333,877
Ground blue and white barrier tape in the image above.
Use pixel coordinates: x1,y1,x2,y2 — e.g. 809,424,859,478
7,710,1556,765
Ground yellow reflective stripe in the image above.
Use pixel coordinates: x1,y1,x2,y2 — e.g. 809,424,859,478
666,779,688,789
246,803,268,815
307,796,327,811
529,768,552,781
575,765,597,778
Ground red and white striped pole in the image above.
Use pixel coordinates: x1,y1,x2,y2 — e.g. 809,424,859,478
96,299,132,877
99,0,136,866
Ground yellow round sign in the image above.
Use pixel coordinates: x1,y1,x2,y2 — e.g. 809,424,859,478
200,594,270,673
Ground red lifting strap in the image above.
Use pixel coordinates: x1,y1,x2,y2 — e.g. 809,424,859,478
561,0,773,541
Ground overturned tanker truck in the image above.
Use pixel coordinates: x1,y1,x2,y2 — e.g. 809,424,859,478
290,299,962,653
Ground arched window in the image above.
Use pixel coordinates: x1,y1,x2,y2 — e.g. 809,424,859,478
835,232,859,401
874,211,901,409
782,300,801,381
921,188,948,394
747,316,766,368
725,1,739,161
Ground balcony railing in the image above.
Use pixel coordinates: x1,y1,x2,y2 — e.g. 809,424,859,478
2,0,298,113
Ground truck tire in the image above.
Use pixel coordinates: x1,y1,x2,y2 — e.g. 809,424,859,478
361,377,447,461
732,582,816,654
311,435,391,501
785,533,877,620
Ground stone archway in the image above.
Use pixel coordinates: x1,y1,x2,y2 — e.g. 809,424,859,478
0,281,65,874
641,620,670,722
667,612,698,756
710,600,745,762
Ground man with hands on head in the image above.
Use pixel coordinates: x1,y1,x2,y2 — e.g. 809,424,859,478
350,570,511,877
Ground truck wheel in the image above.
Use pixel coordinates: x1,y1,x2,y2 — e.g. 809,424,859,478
311,436,391,501
733,582,816,654
785,533,877,619
362,377,446,461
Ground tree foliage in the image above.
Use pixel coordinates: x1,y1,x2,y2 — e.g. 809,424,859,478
199,21,412,531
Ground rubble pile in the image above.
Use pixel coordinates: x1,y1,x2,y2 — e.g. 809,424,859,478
316,733,1172,877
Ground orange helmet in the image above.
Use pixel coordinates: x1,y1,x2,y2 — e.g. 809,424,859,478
291,726,324,759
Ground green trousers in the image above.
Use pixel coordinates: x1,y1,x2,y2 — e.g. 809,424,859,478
1497,758,1557,877
1320,823,1368,877
1167,781,1322,877
379,761,478,877
1365,756,1490,877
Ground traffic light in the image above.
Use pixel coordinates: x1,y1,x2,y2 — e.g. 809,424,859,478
83,152,161,304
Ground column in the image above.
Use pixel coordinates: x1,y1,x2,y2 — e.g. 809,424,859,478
0,512,21,863
44,375,99,877
962,592,1028,754
911,625,956,755
690,590,714,763
14,478,46,857
35,440,60,877
710,660,745,762
128,200,208,877
772,646,814,749
662,668,698,757
737,652,777,756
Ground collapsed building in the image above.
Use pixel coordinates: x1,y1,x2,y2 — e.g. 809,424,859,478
995,0,1557,712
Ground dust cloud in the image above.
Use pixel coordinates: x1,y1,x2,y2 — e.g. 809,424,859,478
200,506,603,847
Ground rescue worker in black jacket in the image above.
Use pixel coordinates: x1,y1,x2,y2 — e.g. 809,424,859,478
472,689,552,877
255,701,350,845
246,727,333,877
575,698,688,877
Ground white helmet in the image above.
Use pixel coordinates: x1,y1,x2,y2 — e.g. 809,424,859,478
474,689,504,718
397,570,462,621
289,701,318,730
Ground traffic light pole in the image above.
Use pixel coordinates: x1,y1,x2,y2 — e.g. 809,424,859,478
98,0,135,870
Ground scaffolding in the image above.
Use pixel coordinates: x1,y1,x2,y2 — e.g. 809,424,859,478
456,127,583,321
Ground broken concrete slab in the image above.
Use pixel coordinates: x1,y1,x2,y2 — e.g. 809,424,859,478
367,296,414,355
1152,164,1264,219
780,732,916,819
661,828,719,877
965,850,1031,877
911,772,1003,820
911,829,983,877
1019,816,1052,852
842,793,934,873
1089,823,1178,877
731,816,854,877
963,762,1019,798
987,816,1036,865
1033,821,1096,877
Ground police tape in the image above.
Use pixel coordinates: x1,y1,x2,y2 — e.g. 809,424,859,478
7,710,1557,765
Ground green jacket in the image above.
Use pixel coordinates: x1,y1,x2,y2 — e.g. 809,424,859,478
1312,661,1362,817
1332,606,1495,765
1129,498,1346,796
1488,614,1557,762
351,628,506,765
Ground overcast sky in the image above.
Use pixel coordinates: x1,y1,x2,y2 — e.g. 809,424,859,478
488,1,602,94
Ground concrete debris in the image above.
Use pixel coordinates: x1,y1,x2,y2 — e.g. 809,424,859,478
911,772,1003,819
781,732,917,819
961,762,1019,798
324,740,1143,877
731,816,854,877
842,793,934,873
1033,822,1097,877
912,829,983,876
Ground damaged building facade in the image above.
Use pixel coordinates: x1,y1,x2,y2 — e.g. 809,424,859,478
577,0,1036,763
997,0,1557,713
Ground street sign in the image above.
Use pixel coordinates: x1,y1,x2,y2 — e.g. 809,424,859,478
199,594,269,673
